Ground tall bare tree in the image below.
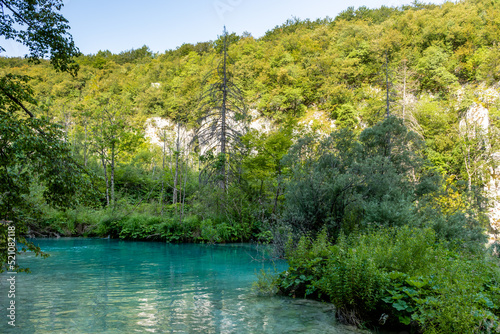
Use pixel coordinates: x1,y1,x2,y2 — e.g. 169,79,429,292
194,27,247,191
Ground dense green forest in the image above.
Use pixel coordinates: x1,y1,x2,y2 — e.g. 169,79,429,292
2,0,500,332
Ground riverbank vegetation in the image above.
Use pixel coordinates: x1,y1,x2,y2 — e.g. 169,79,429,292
2,0,500,332
270,115,499,332
277,226,500,333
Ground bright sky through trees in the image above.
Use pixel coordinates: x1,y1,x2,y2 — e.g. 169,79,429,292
0,0,444,57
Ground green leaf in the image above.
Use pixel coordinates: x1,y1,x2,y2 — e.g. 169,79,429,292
399,315,411,325
392,300,408,311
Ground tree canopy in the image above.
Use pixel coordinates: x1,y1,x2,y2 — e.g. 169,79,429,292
0,0,92,272
0,0,79,73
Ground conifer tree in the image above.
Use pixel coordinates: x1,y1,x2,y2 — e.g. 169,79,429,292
194,27,247,191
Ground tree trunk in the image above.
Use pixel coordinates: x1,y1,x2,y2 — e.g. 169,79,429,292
101,152,109,206
110,140,115,208
220,30,228,191
180,158,189,224
173,124,180,205
161,129,166,215
259,179,265,222
402,59,407,122
385,51,390,118
83,120,88,167
273,167,282,217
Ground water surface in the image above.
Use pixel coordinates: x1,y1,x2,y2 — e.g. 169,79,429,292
0,238,363,333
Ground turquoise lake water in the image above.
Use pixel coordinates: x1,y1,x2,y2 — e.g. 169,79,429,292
0,238,364,333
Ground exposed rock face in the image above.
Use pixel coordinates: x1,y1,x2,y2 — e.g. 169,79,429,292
144,117,193,151
459,103,490,133
489,152,500,230
248,109,273,133
478,85,500,231
458,84,500,231
144,110,275,155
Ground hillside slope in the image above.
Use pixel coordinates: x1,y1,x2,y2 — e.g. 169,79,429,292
1,0,499,229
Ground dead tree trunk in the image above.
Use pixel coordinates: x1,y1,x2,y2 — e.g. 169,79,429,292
193,26,247,192
101,150,109,206
161,128,166,215
173,123,180,204
110,139,115,208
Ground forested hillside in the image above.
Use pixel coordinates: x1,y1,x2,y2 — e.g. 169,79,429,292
2,0,500,330
1,0,499,239
1,0,499,237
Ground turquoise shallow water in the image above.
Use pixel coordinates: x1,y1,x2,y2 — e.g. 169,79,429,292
0,238,364,333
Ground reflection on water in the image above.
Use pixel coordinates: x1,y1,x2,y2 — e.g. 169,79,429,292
0,239,365,333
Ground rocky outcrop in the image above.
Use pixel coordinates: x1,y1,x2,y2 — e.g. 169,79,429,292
458,84,500,231
488,151,500,230
144,110,275,154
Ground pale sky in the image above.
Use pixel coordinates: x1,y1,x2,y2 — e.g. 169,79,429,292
1,0,445,57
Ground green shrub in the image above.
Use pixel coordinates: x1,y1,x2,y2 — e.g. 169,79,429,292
95,214,122,237
255,230,273,244
282,117,436,238
118,214,162,240
217,222,235,241
201,219,220,243
278,226,500,333
316,233,389,322
279,229,331,299
253,268,280,296
34,198,268,243
159,218,185,242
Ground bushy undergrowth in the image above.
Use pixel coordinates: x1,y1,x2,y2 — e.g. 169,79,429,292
278,227,500,333
35,204,268,244
253,268,280,296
